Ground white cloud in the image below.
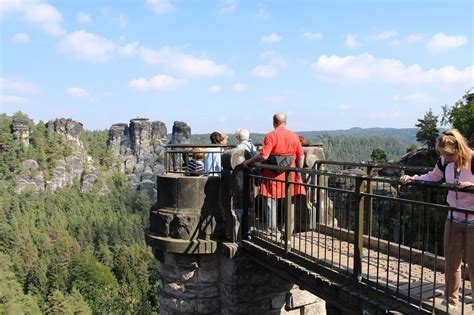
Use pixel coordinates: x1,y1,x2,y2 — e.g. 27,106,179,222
77,12,92,24
311,53,474,88
256,7,270,20
129,74,185,92
221,0,237,13
407,33,424,43
427,33,467,52
147,0,175,15
262,33,281,44
263,94,288,103
0,95,29,105
12,32,30,44
119,44,233,77
368,30,398,41
58,30,116,63
1,0,64,36
232,83,247,92
260,51,287,69
345,34,359,48
392,93,428,103
208,85,222,94
66,87,89,97
0,78,38,93
303,31,322,41
23,2,64,36
252,65,277,78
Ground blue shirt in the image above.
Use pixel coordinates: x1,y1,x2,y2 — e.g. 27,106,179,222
204,147,222,176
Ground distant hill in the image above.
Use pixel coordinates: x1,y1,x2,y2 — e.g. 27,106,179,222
296,127,419,145
190,127,424,162
191,127,420,146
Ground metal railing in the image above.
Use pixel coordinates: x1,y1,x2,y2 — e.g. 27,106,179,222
244,162,474,314
163,144,230,175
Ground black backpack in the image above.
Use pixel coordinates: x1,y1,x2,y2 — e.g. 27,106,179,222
436,155,474,182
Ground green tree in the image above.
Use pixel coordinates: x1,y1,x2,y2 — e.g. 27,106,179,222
415,109,439,150
371,148,387,163
70,251,120,313
441,89,474,146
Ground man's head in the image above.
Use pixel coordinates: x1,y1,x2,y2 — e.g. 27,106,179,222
273,112,287,128
235,128,250,143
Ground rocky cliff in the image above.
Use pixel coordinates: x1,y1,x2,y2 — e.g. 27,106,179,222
13,117,182,201
107,118,169,200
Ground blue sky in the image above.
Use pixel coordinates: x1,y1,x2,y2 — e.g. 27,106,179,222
1,0,473,133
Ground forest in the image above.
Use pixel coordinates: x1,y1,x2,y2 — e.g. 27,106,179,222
0,113,158,314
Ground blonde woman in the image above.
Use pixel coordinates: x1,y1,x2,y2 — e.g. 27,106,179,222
400,129,474,311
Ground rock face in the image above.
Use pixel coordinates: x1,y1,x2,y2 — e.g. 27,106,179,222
107,118,168,201
46,118,84,145
15,118,98,194
11,117,32,147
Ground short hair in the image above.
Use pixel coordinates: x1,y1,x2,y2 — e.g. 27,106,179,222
210,131,228,144
235,128,250,141
193,148,205,160
273,112,287,126
436,128,472,169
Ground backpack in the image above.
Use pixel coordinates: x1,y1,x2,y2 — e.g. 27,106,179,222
242,141,258,159
436,154,474,182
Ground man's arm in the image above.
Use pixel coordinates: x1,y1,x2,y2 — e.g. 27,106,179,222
243,153,266,168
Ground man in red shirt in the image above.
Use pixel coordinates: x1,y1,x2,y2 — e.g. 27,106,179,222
244,112,305,236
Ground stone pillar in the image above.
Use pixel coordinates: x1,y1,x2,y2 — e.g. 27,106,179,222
169,121,191,171
11,117,32,147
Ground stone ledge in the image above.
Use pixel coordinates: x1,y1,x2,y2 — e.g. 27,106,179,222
147,234,217,254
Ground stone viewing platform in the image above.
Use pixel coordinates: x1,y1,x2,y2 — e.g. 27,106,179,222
146,147,326,315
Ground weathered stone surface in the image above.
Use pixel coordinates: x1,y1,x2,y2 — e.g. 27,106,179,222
46,118,83,147
286,287,322,309
107,118,168,199
15,160,45,193
11,117,32,147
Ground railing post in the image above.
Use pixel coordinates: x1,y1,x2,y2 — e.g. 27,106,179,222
316,162,323,224
242,168,251,240
354,177,366,282
285,170,292,252
365,166,373,237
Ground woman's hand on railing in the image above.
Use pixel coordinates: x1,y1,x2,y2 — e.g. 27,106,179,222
459,181,474,189
399,175,415,185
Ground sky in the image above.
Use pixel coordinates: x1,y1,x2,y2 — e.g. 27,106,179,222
0,0,473,134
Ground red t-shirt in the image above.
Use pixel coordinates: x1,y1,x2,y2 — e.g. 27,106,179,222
259,127,306,198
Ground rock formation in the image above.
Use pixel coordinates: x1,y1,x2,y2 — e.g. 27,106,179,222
107,118,168,200
11,117,32,147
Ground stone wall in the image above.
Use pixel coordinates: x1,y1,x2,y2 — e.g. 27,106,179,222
157,252,325,315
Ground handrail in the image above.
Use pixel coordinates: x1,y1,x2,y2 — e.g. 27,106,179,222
244,162,474,314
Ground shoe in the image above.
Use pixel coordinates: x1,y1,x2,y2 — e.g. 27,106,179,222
441,300,459,312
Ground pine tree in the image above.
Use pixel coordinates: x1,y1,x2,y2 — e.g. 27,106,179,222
441,90,474,146
415,109,439,150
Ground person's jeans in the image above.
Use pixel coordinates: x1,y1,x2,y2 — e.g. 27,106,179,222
262,197,294,234
444,220,474,305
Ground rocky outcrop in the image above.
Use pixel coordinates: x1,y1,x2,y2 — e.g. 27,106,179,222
11,117,32,147
170,121,191,144
46,118,84,150
15,160,45,193
107,118,168,201
14,118,99,194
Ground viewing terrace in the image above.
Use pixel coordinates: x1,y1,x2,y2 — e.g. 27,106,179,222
148,144,474,314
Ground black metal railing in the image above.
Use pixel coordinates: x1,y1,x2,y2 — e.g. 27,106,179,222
163,144,230,175
244,162,474,314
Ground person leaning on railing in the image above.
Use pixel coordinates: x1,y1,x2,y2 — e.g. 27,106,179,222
243,112,305,237
399,128,474,311
204,131,228,176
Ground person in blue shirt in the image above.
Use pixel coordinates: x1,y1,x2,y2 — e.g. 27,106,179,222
204,131,228,176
